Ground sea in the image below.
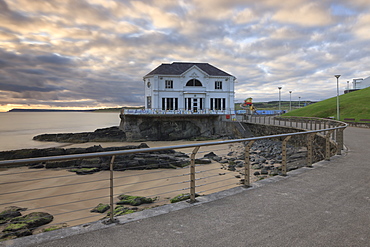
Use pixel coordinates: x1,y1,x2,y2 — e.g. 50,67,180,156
0,112,121,152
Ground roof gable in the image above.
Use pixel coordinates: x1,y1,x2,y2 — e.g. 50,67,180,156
145,62,233,77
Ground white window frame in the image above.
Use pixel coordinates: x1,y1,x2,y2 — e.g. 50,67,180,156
165,80,173,89
215,81,222,89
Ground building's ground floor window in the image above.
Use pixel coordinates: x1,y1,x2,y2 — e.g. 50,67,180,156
185,98,203,112
147,96,152,109
162,98,178,110
210,98,226,110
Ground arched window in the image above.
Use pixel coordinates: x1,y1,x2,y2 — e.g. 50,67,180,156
186,79,202,86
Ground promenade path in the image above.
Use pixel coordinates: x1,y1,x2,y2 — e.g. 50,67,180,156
7,127,370,247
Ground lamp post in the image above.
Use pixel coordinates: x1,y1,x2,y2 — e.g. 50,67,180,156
289,91,292,111
278,87,282,114
298,96,301,108
335,75,341,120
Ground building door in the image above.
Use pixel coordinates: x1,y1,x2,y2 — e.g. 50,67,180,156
193,98,197,112
185,97,203,112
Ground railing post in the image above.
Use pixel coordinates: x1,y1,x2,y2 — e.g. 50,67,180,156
109,155,116,223
281,136,292,176
244,141,255,187
306,133,315,167
325,131,333,161
336,128,344,155
190,146,200,203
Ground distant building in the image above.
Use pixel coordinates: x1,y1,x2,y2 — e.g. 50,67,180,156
352,76,370,90
344,76,370,94
142,62,236,114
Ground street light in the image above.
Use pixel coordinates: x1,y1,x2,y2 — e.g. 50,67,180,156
298,96,301,108
335,75,341,120
289,91,292,111
278,87,282,114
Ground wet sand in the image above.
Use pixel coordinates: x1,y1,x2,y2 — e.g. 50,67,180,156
0,140,252,229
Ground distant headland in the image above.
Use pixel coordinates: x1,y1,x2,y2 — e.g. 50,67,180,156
8,109,96,112
7,107,144,113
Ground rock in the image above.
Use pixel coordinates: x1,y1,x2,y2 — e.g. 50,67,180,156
33,127,126,143
170,193,199,203
41,223,68,232
288,165,299,171
138,143,150,149
0,206,27,221
218,159,229,164
80,158,101,167
45,159,80,169
204,152,217,158
69,167,100,175
254,171,260,176
204,152,222,161
107,206,136,217
260,168,269,175
252,164,262,169
270,169,279,176
116,195,155,206
9,212,53,229
90,203,110,213
195,158,212,164
235,160,244,167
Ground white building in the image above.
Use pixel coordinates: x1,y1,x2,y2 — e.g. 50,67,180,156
143,62,236,114
352,76,370,90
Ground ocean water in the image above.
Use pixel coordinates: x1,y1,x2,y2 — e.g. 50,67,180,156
0,112,121,151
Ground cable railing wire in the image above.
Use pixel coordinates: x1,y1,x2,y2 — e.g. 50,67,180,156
25,194,109,212
0,186,110,206
112,174,188,190
113,171,188,184
0,173,79,185
196,176,237,189
0,177,109,196
114,179,188,196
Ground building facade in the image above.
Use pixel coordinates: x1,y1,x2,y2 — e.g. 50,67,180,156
352,76,370,90
143,62,236,114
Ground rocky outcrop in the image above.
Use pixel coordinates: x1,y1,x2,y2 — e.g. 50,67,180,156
0,143,190,172
120,115,242,141
0,207,53,241
90,203,110,213
203,139,307,181
33,127,126,143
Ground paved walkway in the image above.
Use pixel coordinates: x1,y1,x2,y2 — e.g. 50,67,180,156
7,127,370,247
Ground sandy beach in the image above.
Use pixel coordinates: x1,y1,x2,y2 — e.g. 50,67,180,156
0,140,252,230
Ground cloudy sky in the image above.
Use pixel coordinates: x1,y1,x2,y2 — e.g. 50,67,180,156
0,0,369,111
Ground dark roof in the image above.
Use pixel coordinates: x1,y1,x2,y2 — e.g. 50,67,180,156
145,62,233,77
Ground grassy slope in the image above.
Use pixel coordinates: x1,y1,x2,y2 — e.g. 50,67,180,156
283,87,370,121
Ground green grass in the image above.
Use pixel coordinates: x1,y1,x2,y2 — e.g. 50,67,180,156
283,87,370,121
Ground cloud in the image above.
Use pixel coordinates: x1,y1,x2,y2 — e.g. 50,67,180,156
0,0,370,111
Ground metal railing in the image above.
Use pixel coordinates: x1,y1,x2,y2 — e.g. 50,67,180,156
0,117,347,239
